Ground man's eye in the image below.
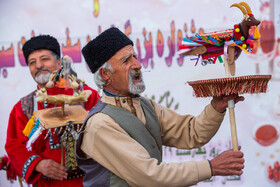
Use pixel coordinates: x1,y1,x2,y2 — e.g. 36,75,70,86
41,58,49,61
29,61,35,65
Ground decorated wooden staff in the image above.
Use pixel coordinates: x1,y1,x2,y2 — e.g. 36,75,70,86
33,105,88,169
178,2,271,151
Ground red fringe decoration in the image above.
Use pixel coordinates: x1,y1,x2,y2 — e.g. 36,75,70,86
0,156,8,170
1,156,20,180
31,129,48,153
187,75,271,97
6,163,18,180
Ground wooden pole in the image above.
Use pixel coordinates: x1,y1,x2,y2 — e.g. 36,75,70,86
61,143,64,166
224,56,239,151
228,100,239,151
18,177,23,187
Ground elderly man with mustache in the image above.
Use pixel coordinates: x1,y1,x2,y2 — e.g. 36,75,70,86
76,27,245,187
5,35,100,186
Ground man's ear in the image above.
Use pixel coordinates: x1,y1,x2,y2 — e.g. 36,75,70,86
57,58,62,69
99,68,110,82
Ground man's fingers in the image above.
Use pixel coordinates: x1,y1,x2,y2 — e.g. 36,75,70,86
52,161,67,172
210,149,245,176
232,170,243,176
53,168,68,180
41,160,68,180
221,94,238,101
47,168,68,180
234,96,245,103
220,94,244,103
50,163,68,179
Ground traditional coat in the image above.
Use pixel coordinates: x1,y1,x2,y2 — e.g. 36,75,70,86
5,85,100,186
79,92,226,187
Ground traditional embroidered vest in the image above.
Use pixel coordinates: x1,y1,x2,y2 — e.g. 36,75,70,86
20,90,37,119
76,97,162,187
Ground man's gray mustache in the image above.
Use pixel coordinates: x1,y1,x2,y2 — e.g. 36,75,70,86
34,68,51,77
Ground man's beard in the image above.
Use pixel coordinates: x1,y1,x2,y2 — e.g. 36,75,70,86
34,68,51,85
128,70,145,95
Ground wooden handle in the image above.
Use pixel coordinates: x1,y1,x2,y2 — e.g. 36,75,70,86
61,143,64,166
18,177,23,187
224,56,239,151
229,107,239,151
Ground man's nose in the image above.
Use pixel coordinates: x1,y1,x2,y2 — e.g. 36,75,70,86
35,60,43,69
132,58,142,70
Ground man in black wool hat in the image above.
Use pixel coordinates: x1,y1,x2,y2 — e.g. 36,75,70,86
76,27,245,186
5,35,100,186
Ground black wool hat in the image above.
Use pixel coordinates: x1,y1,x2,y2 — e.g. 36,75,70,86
82,27,133,73
22,35,61,64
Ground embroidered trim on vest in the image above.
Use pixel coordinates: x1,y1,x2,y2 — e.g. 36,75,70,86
114,96,122,107
20,90,36,120
22,155,39,178
48,129,61,150
127,97,137,116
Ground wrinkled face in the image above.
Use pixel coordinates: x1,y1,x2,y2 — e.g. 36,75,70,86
104,45,145,97
28,49,61,87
